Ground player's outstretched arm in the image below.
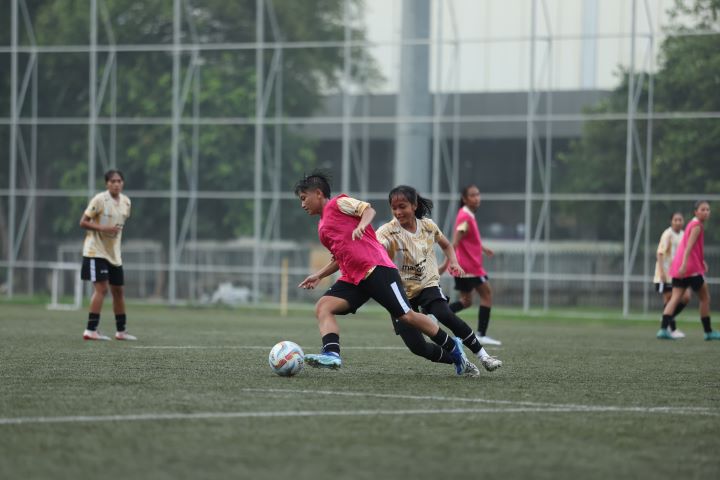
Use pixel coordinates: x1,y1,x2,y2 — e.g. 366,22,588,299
298,260,339,289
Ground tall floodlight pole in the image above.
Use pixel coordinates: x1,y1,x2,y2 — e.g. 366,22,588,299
341,0,352,194
8,0,18,298
523,0,537,312
169,0,181,303
253,0,265,303
395,0,431,193
623,0,637,316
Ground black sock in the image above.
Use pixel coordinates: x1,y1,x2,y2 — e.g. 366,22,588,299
701,316,712,334
449,301,465,313
478,306,491,336
430,329,456,352
115,313,127,332
661,314,672,330
461,331,481,355
321,333,340,355
86,313,100,331
673,302,687,318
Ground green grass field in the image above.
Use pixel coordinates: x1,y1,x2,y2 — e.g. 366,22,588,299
1,302,719,480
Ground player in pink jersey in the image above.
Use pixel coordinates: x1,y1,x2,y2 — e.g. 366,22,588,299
294,171,479,374
657,200,718,340
447,185,501,346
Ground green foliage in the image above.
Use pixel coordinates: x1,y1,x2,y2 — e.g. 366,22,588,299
555,0,720,242
0,0,376,255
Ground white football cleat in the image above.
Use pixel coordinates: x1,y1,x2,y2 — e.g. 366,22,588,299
669,329,686,339
476,334,502,346
115,331,138,341
83,329,111,341
479,354,503,371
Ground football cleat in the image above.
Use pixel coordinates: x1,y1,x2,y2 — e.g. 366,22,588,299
656,328,674,340
304,352,342,369
479,354,503,372
669,329,685,339
115,331,138,341
476,334,502,346
83,329,111,341
704,331,720,341
450,337,479,376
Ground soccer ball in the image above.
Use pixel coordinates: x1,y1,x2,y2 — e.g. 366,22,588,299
268,341,304,377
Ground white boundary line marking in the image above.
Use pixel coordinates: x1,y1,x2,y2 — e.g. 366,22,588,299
241,388,718,415
2,388,717,426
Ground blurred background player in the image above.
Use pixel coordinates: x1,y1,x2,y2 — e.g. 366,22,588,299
654,212,690,338
376,185,502,373
79,169,136,341
658,200,718,340
448,185,501,346
295,171,478,375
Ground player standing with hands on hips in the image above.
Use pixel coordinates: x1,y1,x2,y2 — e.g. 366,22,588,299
658,200,718,341
79,169,136,341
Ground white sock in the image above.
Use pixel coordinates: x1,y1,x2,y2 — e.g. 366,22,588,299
477,347,489,359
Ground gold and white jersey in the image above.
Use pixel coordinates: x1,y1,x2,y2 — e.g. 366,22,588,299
82,191,131,266
653,227,683,283
376,217,446,299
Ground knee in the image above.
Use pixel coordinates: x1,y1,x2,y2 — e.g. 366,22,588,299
94,284,109,296
460,296,472,308
110,286,123,298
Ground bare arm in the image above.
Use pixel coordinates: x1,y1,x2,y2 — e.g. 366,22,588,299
437,235,465,276
451,227,467,249
352,206,377,240
298,259,339,289
656,251,666,280
79,214,120,235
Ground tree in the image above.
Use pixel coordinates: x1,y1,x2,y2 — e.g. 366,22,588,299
0,0,377,265
554,0,720,242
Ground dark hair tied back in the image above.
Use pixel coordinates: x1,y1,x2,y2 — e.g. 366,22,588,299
389,185,433,219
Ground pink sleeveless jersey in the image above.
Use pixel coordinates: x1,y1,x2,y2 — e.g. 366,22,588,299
453,206,487,277
318,195,397,285
669,218,705,279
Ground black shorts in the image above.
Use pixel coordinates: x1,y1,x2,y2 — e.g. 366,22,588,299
322,266,411,319
671,275,704,292
654,283,673,294
81,257,124,286
390,286,448,335
454,275,489,292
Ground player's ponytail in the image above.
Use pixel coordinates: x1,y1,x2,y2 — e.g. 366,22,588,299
388,185,433,219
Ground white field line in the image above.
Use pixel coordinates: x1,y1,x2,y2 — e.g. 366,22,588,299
241,388,718,415
3,405,718,426
2,389,718,426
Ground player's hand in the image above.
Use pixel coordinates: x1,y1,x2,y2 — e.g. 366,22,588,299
704,260,709,273
484,247,494,258
448,262,465,277
103,225,122,235
352,225,365,240
678,263,687,277
298,274,321,290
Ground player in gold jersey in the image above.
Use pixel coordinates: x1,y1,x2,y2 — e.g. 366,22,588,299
376,186,502,373
79,170,136,341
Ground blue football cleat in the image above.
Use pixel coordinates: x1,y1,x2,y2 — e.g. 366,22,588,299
304,351,342,369
450,337,479,377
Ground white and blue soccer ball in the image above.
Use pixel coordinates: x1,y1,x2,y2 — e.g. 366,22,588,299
268,341,305,377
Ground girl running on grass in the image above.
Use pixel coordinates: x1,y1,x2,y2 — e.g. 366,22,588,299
375,185,502,373
658,200,718,340
295,171,479,375
448,185,501,345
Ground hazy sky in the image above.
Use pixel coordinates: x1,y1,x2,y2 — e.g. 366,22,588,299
361,0,678,93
